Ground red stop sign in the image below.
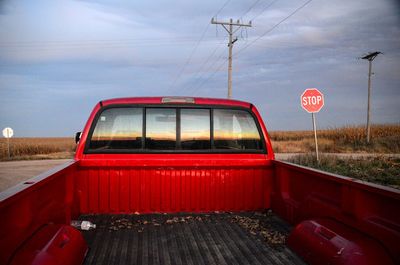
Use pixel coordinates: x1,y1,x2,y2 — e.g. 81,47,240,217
301,88,324,113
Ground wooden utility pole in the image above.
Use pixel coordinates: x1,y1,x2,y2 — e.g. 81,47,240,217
211,18,252,99
361,51,381,143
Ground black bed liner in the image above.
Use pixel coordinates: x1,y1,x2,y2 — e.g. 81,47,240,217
79,212,305,265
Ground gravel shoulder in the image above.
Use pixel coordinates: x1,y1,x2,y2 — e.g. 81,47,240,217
1,153,399,192
0,159,70,192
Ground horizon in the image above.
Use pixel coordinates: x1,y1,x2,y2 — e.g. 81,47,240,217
1,123,398,139
1,0,399,137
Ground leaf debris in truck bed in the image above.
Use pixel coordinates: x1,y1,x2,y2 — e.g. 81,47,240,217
79,212,304,265
228,212,287,247
105,211,288,247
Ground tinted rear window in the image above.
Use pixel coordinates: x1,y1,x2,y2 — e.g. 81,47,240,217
89,108,143,150
86,106,264,153
145,108,177,150
181,109,211,150
213,109,262,150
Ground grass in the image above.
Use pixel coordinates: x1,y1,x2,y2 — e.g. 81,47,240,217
0,137,75,161
0,126,398,189
1,124,399,160
270,124,400,153
287,154,400,189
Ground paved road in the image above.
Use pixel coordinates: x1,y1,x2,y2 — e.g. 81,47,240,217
0,159,70,192
1,153,399,192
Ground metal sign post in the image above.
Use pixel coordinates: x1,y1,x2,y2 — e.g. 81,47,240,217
312,113,319,162
2,127,14,159
301,88,324,163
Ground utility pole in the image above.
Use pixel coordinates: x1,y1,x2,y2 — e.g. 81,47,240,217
211,18,252,99
361,51,381,143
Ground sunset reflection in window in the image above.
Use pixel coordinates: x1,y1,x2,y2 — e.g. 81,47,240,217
146,108,176,149
89,108,143,150
88,107,263,152
214,109,262,150
181,109,210,149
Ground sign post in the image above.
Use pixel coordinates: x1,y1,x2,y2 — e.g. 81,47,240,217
312,113,319,161
300,88,324,162
2,127,14,159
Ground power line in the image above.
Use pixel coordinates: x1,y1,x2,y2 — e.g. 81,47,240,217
167,0,232,91
185,40,226,92
249,0,280,22
0,41,207,53
167,26,212,91
211,18,252,99
186,46,227,95
190,0,312,96
214,0,232,18
235,0,313,57
0,37,200,47
185,0,269,95
190,57,229,96
240,0,262,21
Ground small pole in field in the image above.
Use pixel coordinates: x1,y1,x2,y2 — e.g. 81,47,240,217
7,138,10,159
301,88,324,163
360,51,381,143
2,127,14,159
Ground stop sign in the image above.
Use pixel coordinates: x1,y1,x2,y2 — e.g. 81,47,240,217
301,88,324,113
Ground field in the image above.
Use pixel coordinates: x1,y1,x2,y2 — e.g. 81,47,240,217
287,154,400,189
270,124,400,153
1,125,399,161
0,137,75,161
0,125,399,188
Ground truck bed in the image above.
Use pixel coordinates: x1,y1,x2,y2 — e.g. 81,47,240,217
79,212,305,265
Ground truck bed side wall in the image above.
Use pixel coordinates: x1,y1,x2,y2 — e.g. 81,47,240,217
75,154,272,213
271,160,400,264
0,161,78,265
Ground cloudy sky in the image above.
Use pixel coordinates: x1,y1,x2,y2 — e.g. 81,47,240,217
0,0,399,137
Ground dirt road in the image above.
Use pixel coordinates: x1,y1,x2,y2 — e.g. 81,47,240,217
0,159,70,192
1,153,399,192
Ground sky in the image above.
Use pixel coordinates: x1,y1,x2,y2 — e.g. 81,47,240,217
0,0,399,137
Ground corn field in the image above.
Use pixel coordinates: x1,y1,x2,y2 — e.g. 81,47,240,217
270,124,400,153
0,137,75,160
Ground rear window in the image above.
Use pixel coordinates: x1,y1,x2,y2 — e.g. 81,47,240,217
86,106,264,153
146,108,177,150
214,109,262,150
89,108,142,150
181,109,211,150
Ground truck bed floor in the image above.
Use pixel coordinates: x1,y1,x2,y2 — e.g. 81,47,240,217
79,212,305,265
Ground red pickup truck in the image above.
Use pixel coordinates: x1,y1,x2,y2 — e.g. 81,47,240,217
1,97,399,265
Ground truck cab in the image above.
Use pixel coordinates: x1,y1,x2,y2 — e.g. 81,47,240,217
1,97,399,265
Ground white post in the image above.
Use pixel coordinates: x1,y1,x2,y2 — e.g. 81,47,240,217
7,137,10,159
312,113,319,162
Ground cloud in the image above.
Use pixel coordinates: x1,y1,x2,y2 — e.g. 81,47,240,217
0,0,399,136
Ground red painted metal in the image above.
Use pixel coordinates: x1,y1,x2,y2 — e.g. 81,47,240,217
1,97,399,265
101,96,252,108
0,162,80,265
9,224,87,265
75,155,273,214
272,160,400,264
288,219,394,265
